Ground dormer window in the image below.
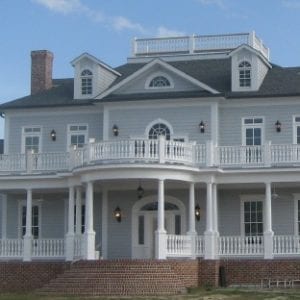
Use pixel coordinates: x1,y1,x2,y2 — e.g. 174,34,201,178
149,76,170,88
81,69,93,95
239,61,251,87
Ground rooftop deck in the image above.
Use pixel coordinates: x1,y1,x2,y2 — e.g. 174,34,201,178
132,31,269,60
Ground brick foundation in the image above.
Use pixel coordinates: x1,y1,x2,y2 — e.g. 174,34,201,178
0,261,70,292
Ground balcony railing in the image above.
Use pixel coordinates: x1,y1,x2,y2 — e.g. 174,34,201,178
132,32,269,60
2,140,300,174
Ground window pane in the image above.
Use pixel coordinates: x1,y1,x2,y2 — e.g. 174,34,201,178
175,215,181,235
138,215,144,245
244,201,263,237
245,212,250,222
244,202,250,211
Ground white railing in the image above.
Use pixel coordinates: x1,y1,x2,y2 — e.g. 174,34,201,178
0,239,23,258
165,140,194,164
31,152,70,171
219,236,264,256
273,235,300,255
166,234,192,257
194,144,206,165
31,239,65,258
195,235,205,256
271,144,300,164
133,32,269,59
0,154,26,172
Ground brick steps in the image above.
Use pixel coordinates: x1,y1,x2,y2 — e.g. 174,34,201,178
36,260,187,296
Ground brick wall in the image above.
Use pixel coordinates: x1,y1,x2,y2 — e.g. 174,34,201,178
220,259,300,286
0,262,70,292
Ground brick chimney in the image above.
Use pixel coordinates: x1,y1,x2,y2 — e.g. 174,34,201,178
31,50,53,95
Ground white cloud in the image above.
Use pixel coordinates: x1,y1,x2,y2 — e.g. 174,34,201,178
196,0,226,9
32,0,83,14
32,0,184,37
156,26,186,37
282,0,300,9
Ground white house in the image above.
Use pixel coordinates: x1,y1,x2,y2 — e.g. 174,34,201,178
1,31,300,263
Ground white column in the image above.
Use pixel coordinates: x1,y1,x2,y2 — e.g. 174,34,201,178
84,181,96,260
155,179,166,259
101,188,108,259
204,182,217,259
75,187,82,235
65,186,75,261
212,184,219,234
264,182,274,259
1,194,7,239
23,189,32,262
187,183,197,258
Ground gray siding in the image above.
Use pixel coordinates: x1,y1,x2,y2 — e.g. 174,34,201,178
8,111,103,153
109,106,211,143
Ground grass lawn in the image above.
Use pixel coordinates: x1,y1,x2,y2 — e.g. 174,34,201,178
1,288,300,300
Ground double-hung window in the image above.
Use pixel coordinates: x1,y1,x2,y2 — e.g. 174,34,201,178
81,69,93,95
239,61,251,87
67,124,88,149
22,126,42,154
21,204,40,239
243,200,263,237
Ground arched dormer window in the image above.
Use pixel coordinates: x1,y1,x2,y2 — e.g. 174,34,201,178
239,61,251,87
81,69,93,95
148,123,171,140
149,76,171,88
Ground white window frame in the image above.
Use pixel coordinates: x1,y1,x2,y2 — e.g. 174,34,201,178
238,60,252,88
242,117,264,146
145,72,174,90
80,69,93,95
18,200,42,239
21,126,42,154
240,194,264,236
292,116,300,144
67,124,88,151
293,194,300,235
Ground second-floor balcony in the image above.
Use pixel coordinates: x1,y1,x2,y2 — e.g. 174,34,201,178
1,138,300,175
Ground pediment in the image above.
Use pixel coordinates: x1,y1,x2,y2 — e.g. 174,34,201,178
97,59,219,99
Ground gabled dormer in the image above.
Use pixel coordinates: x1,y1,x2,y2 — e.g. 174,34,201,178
71,53,121,99
230,44,272,92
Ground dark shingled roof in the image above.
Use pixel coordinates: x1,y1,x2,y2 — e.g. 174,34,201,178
1,58,300,110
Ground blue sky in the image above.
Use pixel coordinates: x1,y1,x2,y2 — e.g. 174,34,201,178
0,0,300,137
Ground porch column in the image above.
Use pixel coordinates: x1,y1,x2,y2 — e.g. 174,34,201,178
84,181,96,260
75,187,82,235
23,189,32,262
264,182,274,259
187,182,197,258
101,188,108,259
65,186,75,261
1,194,7,239
155,179,167,259
212,183,219,234
204,182,217,259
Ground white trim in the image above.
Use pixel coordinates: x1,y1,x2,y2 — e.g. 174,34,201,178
240,194,264,236
97,58,219,99
292,193,300,235
132,195,186,259
145,118,174,138
67,123,89,151
18,199,42,239
292,115,300,144
21,125,42,154
241,116,265,146
145,72,174,89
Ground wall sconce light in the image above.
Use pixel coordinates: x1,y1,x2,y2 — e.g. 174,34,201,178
112,124,119,136
199,121,205,133
137,181,145,199
275,120,281,132
50,129,56,141
195,204,201,221
114,206,122,222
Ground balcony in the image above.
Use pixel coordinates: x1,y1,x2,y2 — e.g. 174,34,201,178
132,31,269,60
1,139,300,175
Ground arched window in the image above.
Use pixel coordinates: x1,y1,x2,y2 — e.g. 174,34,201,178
81,69,93,95
239,61,251,87
148,123,171,140
149,76,171,88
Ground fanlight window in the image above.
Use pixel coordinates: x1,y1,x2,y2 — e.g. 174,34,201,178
141,202,179,211
149,76,171,88
148,123,171,140
81,69,93,95
239,61,251,87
